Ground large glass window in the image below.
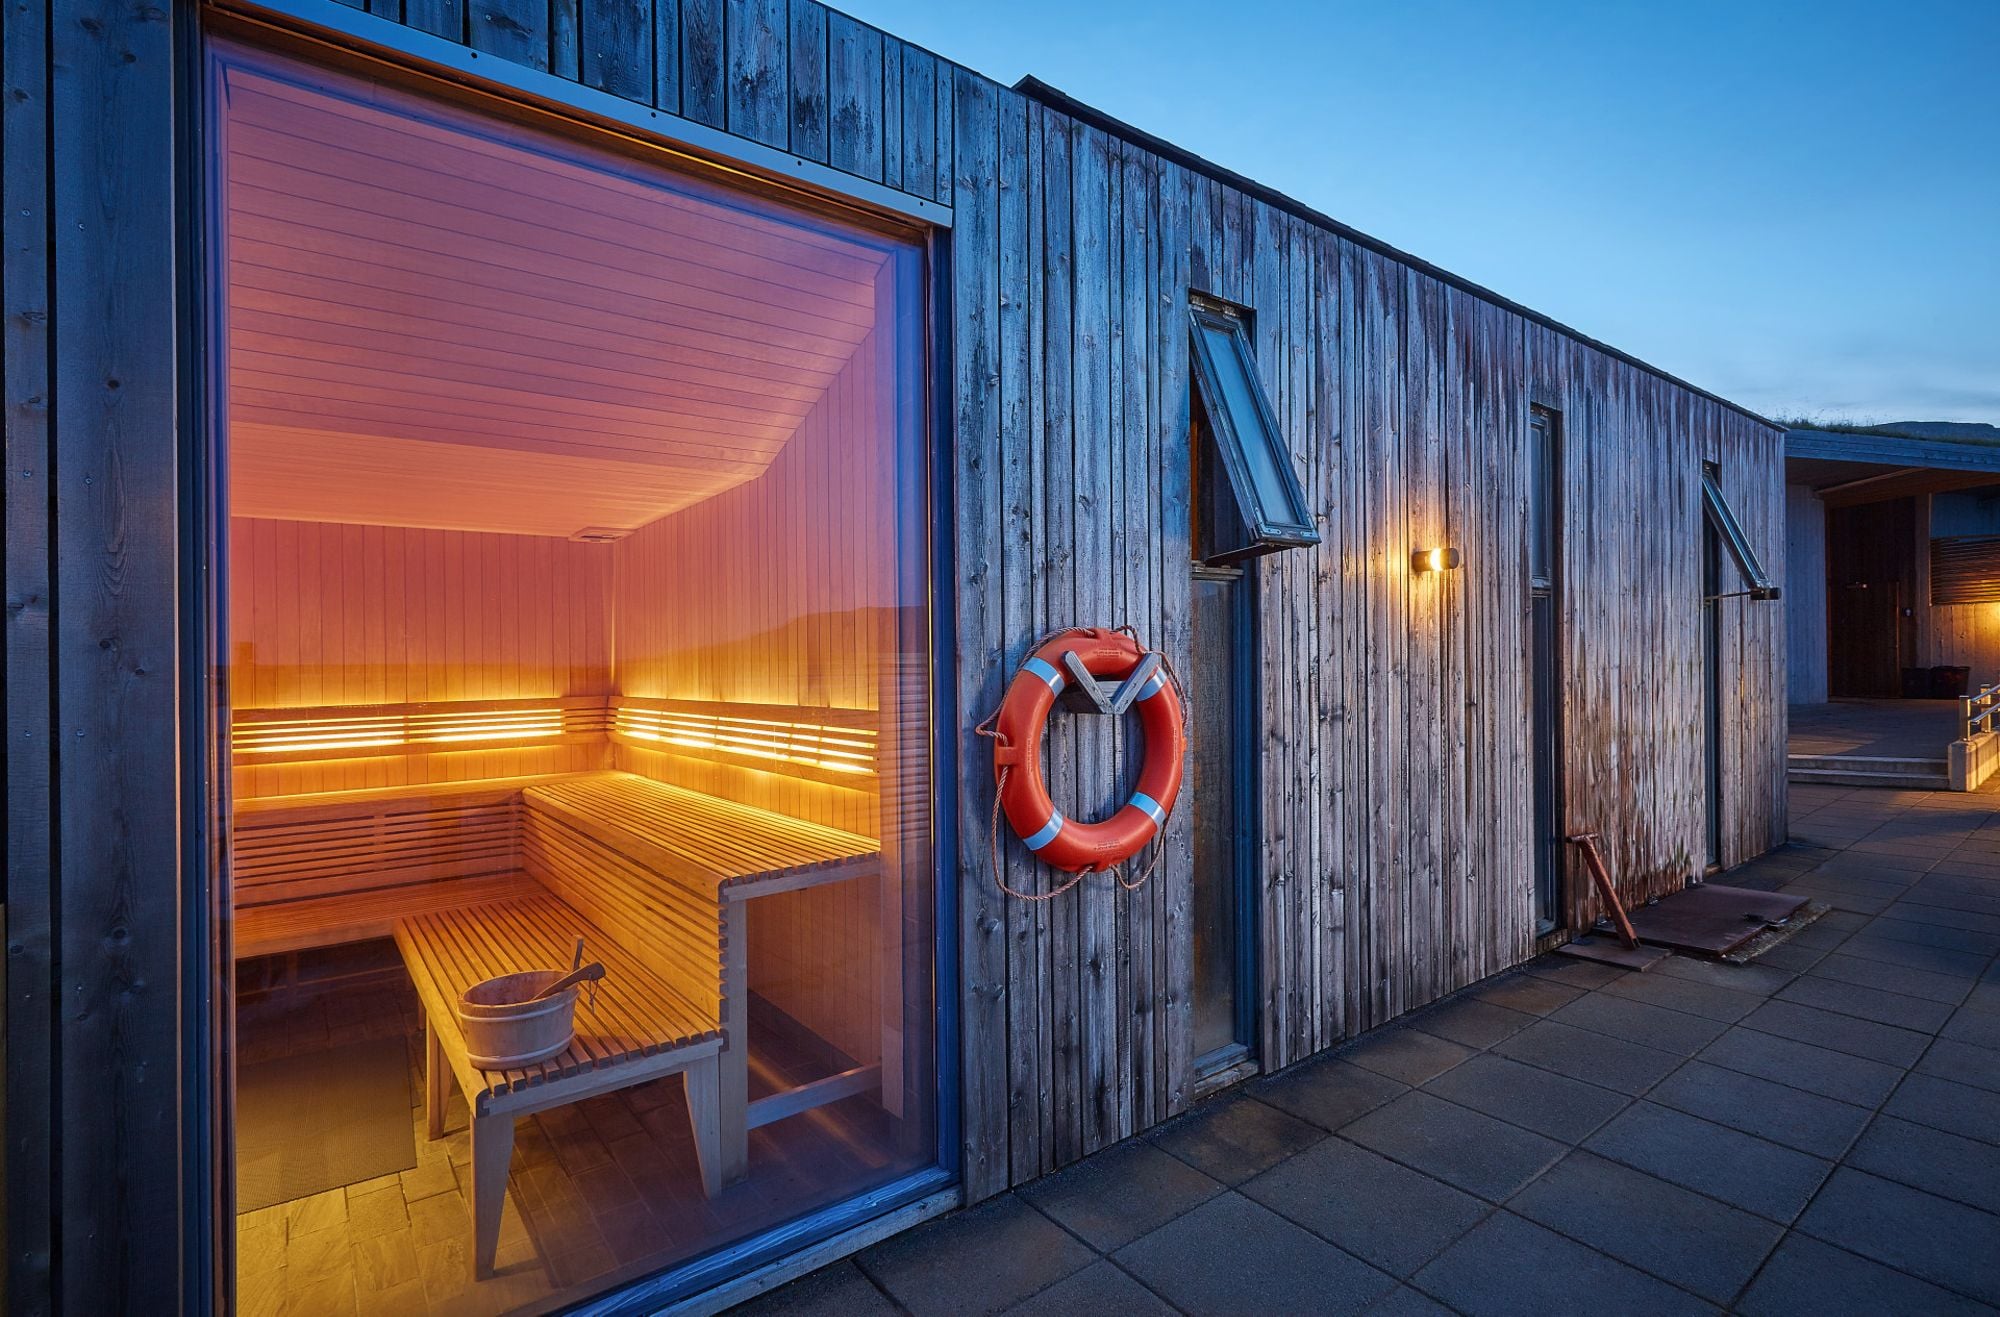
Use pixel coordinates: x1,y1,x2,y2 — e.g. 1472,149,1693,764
212,44,934,1311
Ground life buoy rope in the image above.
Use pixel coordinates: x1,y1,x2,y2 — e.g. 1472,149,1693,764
975,625,1189,900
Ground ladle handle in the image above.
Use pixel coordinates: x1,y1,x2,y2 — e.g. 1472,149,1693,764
528,961,605,1002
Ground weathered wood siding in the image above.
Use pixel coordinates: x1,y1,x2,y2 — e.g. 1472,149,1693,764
6,0,1789,1301
1786,483,1829,704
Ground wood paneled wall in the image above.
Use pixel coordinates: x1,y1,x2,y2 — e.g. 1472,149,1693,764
1786,483,1829,705
8,0,1788,1302
227,517,613,796
949,80,1787,1195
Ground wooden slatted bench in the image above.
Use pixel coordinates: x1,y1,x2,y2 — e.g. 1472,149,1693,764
231,776,579,958
396,893,723,1279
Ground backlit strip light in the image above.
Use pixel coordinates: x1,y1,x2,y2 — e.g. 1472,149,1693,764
235,708,578,756
615,707,877,776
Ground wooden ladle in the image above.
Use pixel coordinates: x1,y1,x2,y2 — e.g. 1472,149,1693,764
528,960,606,1002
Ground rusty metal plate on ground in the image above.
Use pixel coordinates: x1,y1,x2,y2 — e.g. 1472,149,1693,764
1625,883,1810,957
1554,935,1674,971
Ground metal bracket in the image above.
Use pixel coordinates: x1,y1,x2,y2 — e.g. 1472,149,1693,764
1057,651,1163,717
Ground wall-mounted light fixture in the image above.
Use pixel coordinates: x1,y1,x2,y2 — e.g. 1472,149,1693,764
1411,546,1462,574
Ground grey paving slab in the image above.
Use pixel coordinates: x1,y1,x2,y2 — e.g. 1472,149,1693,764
1944,1004,2000,1051
1882,1072,2000,1147
1342,1027,1476,1086
1000,1261,1174,1316
1548,992,1731,1055
1407,997,1537,1050
1340,1091,1566,1202
1965,981,2000,1011
1420,1052,1630,1143
1490,1018,1684,1095
1836,930,1992,978
1147,1093,1325,1185
1776,973,1957,1032
1736,1233,1994,1317
1509,1151,1782,1304
1867,913,2000,956
1469,972,1585,1016
1411,1211,1714,1317
1016,1136,1223,1252
1521,957,1630,991
1250,1056,1408,1133
1655,954,1795,997
1797,1168,2000,1306
1884,899,2000,935
1113,1192,1398,1317
1362,1285,1457,1317
1917,1037,2000,1093
1846,1113,2000,1214
1599,968,1766,1021
1740,998,1931,1066
1780,884,1896,916
1242,1136,1487,1278
854,1194,1095,1317
1696,1025,1905,1107
1754,942,1827,973
733,1261,896,1316
1806,950,1975,1004
1648,1061,1871,1159
1583,1102,1832,1223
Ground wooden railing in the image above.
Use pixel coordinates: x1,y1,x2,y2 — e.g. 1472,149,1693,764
1962,682,2000,741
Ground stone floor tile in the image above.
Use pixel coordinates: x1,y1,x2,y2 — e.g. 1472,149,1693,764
1647,1061,1871,1159
1251,1057,1409,1133
1470,972,1586,1017
1363,1285,1458,1317
1420,1052,1630,1143
1882,900,2000,936
1881,1072,2000,1147
1776,974,1956,1032
1340,1091,1565,1202
1000,1261,1174,1316
1113,1193,1397,1317
1241,1137,1487,1278
1846,1114,2000,1215
854,1195,1095,1317
1017,1137,1223,1252
1797,1168,2000,1306
1735,1233,1993,1317
1739,999,1931,1067
1509,1151,1782,1304
1835,931,1991,979
1547,993,1730,1056
1916,1037,2000,1094
1695,1026,1905,1107
1521,958,1630,991
735,1261,897,1316
1780,885,1896,917
1339,1026,1477,1086
1147,1094,1325,1185
1655,955,1795,997
1408,997,1537,1050
1490,1019,1683,1095
1943,1005,2000,1051
1805,951,1974,1005
1754,942,1828,973
1412,1212,1713,1317
1600,970,1766,1021
1584,1102,1832,1223
1866,914,2000,956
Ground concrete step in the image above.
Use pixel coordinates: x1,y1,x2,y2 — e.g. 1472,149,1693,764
1787,754,1951,789
1788,753,1949,776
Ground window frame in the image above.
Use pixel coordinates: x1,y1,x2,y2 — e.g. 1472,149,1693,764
1188,302,1319,563
1700,467,1780,601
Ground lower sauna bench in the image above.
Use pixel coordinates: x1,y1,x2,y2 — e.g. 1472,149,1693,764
230,769,882,1281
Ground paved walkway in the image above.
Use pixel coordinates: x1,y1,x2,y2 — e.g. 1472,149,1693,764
745,782,2000,1315
1789,699,1961,761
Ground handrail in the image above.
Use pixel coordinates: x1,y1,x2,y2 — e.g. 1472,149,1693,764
1962,681,2000,740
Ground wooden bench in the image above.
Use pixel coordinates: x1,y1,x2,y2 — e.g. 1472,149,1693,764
396,892,724,1279
392,770,880,1279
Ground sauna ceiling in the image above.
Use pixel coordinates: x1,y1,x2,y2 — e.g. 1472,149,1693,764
222,63,891,538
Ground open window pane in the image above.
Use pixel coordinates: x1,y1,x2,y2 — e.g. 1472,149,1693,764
1189,307,1318,562
1701,468,1780,600
213,44,934,1308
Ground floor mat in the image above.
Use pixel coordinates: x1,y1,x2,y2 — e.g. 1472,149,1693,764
236,1034,416,1212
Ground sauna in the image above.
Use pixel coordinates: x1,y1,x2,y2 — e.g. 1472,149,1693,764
214,43,935,1303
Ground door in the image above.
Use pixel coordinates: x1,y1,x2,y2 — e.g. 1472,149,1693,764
1825,498,1917,698
1190,565,1257,1073
1528,408,1563,932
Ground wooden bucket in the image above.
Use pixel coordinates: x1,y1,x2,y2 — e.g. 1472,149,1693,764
457,969,579,1070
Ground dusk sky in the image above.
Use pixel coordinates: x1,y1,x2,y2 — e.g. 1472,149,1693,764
842,0,1998,426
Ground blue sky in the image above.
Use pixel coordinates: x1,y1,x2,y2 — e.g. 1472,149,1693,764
841,0,1999,425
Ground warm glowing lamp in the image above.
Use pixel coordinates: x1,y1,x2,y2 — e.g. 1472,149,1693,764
1411,546,1462,574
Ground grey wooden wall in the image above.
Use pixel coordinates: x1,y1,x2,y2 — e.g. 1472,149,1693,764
3,0,1789,1302
1786,483,1829,704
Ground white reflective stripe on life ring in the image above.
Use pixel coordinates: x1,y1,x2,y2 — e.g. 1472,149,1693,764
1128,792,1167,827
1023,656,1066,694
1133,670,1167,702
1023,812,1066,851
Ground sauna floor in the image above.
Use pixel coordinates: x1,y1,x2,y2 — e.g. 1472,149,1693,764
234,958,907,1316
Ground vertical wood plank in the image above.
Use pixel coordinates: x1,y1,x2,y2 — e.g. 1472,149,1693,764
725,0,788,147
678,0,725,127
580,0,652,100
467,0,552,71
880,38,903,192
402,0,465,41
825,11,882,182
899,46,934,209
786,0,828,163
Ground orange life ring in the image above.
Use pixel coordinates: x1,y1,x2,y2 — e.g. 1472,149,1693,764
990,628,1186,874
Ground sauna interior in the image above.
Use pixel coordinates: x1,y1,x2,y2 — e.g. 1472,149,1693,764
216,46,934,1313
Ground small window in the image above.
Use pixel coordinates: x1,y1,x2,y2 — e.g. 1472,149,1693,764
1931,535,2000,605
1189,303,1318,565
1701,467,1780,600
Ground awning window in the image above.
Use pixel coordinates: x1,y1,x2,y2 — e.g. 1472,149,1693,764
1701,468,1780,601
1189,304,1319,565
